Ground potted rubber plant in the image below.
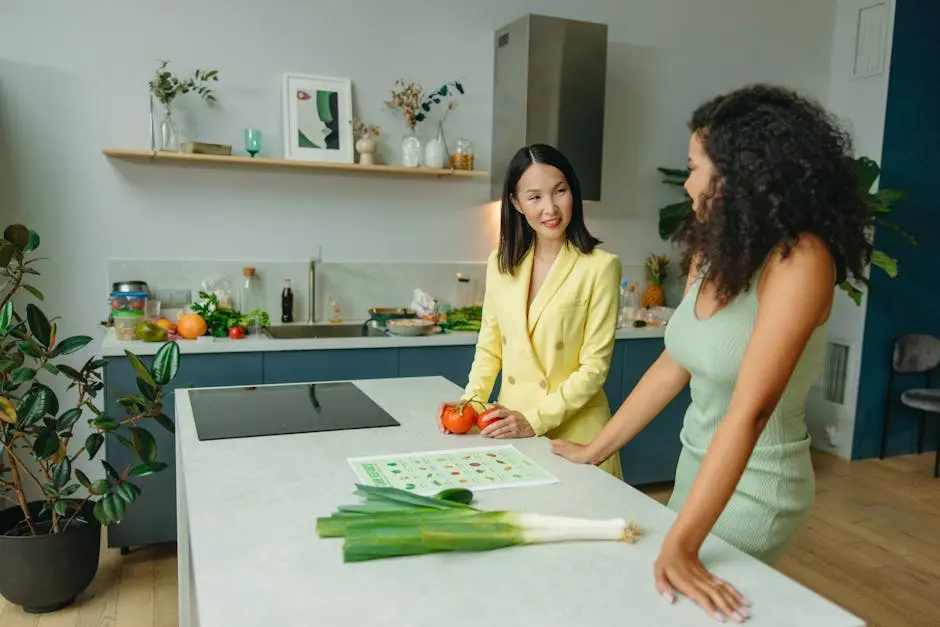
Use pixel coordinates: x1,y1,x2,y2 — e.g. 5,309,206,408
0,223,181,614
655,156,917,305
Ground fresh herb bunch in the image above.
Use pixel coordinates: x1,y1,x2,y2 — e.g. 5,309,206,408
148,59,219,106
0,223,182,535
442,305,482,332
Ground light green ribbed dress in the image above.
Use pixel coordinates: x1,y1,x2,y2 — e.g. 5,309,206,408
663,273,823,565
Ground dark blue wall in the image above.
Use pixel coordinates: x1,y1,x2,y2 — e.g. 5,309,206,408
853,0,940,459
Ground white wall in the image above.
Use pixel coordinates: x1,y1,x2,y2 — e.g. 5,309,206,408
804,0,895,459
0,0,839,480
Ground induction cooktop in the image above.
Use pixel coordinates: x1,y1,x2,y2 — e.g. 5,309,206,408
188,381,401,442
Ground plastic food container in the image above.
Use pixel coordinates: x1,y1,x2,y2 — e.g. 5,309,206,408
110,291,148,315
113,311,144,341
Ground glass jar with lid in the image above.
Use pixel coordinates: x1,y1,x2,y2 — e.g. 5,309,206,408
449,138,474,171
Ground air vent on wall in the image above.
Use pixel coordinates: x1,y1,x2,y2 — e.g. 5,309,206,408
822,341,850,405
852,2,888,78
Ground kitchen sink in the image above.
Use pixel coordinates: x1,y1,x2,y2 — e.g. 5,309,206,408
264,323,385,339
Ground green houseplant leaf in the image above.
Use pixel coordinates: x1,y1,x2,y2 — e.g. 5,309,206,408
124,350,156,388
151,341,181,385
130,426,158,465
51,335,93,357
26,303,53,348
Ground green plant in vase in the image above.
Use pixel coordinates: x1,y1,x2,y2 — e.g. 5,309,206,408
147,59,219,152
654,156,916,306
0,223,182,614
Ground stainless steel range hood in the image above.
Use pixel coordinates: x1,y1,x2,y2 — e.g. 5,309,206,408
490,14,608,201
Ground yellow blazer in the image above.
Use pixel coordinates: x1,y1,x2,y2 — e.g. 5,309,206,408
461,242,623,478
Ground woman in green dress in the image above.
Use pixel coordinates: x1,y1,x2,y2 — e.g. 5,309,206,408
552,84,871,623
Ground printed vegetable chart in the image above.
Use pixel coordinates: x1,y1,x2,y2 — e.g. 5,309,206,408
347,445,559,495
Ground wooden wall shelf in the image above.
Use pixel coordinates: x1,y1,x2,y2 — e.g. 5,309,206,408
101,148,488,180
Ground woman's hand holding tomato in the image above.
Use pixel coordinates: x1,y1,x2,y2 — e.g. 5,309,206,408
479,406,535,439
436,401,477,434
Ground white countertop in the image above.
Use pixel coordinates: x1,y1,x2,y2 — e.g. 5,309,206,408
100,324,666,356
174,376,862,627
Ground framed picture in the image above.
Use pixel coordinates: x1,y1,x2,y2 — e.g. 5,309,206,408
282,73,354,164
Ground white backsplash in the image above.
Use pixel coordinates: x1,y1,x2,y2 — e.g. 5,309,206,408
107,258,656,324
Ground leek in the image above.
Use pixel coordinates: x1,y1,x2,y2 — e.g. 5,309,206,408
318,484,643,563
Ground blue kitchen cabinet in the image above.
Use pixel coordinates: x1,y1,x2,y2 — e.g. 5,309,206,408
103,352,264,551
398,345,501,402
262,348,398,384
618,338,689,486
398,346,475,387
604,340,626,410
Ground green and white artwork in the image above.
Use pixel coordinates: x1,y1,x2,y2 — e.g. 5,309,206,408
347,445,560,495
282,73,354,164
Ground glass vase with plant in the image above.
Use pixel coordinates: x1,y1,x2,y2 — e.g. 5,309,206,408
147,59,219,152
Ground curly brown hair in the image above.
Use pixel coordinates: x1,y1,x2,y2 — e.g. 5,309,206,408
673,84,872,305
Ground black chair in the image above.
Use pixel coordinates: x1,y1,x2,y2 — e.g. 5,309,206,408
880,333,940,477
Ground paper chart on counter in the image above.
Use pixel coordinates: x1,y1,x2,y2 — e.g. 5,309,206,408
347,444,559,495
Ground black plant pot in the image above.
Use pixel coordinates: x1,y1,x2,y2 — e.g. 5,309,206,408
0,500,101,613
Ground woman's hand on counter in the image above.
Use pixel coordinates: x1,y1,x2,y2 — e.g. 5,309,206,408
549,439,595,464
479,408,535,439
655,539,748,623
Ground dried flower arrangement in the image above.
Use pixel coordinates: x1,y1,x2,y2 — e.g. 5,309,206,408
351,118,381,141
384,78,464,133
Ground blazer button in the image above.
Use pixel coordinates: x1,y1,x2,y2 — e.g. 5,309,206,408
555,341,564,350
502,336,507,345
508,376,516,385
539,380,547,389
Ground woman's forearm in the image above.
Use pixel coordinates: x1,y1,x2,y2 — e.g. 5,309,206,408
586,350,690,465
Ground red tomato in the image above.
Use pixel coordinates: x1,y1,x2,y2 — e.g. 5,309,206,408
228,326,245,339
130,300,145,310
441,402,476,434
477,406,502,430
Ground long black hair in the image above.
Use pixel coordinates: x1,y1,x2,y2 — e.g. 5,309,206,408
497,144,601,275
674,84,871,305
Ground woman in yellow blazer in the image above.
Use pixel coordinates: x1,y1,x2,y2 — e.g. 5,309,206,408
438,144,623,478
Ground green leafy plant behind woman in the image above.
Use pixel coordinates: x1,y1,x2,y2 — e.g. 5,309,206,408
655,156,916,305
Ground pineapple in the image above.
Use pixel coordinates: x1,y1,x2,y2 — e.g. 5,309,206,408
642,254,670,308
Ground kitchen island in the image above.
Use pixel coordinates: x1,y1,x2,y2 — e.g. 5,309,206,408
174,376,862,627
100,324,686,552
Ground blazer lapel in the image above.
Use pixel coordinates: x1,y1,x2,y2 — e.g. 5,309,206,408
527,242,578,334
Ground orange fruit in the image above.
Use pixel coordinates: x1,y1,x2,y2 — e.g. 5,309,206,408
155,318,175,332
176,313,207,339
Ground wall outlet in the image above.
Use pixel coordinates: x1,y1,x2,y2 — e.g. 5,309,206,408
824,424,839,447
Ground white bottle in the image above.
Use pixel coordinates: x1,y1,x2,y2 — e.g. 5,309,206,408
618,280,630,328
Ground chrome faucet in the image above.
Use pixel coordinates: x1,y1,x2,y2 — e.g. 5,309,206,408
307,259,317,323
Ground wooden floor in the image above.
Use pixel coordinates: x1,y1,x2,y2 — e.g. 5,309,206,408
1,451,938,626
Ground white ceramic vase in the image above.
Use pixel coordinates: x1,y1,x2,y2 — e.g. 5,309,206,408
424,137,445,169
356,138,377,165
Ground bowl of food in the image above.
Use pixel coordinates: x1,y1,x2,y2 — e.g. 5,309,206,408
386,318,436,337
367,307,416,327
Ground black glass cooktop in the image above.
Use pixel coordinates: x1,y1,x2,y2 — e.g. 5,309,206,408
188,382,400,442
